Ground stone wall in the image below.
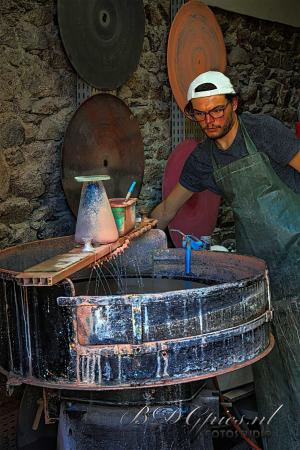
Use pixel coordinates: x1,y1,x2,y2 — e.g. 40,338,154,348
0,1,299,249
0,0,76,248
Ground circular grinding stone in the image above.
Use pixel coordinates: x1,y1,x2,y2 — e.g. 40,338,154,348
167,0,227,112
57,0,145,89
62,94,144,216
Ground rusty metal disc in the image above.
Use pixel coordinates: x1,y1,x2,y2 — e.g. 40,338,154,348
57,0,145,89
167,0,227,112
62,94,144,216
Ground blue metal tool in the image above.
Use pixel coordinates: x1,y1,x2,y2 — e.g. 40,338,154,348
170,230,210,275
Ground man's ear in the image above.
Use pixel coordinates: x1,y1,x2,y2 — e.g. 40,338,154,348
232,97,238,112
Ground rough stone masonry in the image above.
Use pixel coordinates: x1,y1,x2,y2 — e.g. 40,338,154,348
0,0,299,249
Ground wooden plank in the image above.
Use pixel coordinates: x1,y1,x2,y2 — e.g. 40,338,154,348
17,241,123,286
23,253,87,272
16,219,157,286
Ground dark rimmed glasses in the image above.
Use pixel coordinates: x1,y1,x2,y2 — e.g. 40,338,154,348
188,101,231,122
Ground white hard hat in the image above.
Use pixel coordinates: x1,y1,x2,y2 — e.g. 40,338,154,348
187,71,236,101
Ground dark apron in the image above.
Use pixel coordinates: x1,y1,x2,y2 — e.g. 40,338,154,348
211,119,300,450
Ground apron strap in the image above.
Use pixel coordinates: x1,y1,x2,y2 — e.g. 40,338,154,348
238,118,258,155
210,117,258,169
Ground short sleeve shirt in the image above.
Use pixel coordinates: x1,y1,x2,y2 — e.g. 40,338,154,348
179,113,300,195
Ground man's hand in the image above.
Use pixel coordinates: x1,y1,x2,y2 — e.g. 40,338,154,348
150,183,194,230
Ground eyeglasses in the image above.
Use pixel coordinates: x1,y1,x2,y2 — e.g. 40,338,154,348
190,102,230,121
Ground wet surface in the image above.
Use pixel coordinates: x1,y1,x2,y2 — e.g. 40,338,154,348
75,276,210,296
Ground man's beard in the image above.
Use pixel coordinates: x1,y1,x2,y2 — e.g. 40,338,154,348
203,113,235,140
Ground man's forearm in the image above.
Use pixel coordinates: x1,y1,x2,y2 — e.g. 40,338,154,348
150,183,194,230
150,202,175,230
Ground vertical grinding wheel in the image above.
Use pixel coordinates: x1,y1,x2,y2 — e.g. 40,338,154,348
57,0,145,89
61,94,144,217
167,0,227,112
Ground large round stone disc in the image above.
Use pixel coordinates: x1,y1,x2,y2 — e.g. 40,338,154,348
62,94,144,216
57,0,145,89
167,0,227,112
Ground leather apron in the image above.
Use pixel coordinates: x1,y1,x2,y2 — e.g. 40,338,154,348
211,119,300,450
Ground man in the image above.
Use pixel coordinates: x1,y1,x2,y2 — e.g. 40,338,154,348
151,71,300,450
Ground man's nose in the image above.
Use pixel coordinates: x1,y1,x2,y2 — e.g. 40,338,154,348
204,113,214,124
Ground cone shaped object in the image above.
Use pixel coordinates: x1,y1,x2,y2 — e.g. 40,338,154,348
75,176,119,245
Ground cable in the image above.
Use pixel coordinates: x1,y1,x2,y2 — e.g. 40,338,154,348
213,377,262,450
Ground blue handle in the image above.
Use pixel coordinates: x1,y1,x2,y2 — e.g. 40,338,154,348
185,241,191,275
125,181,137,201
128,181,136,194
183,235,205,251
